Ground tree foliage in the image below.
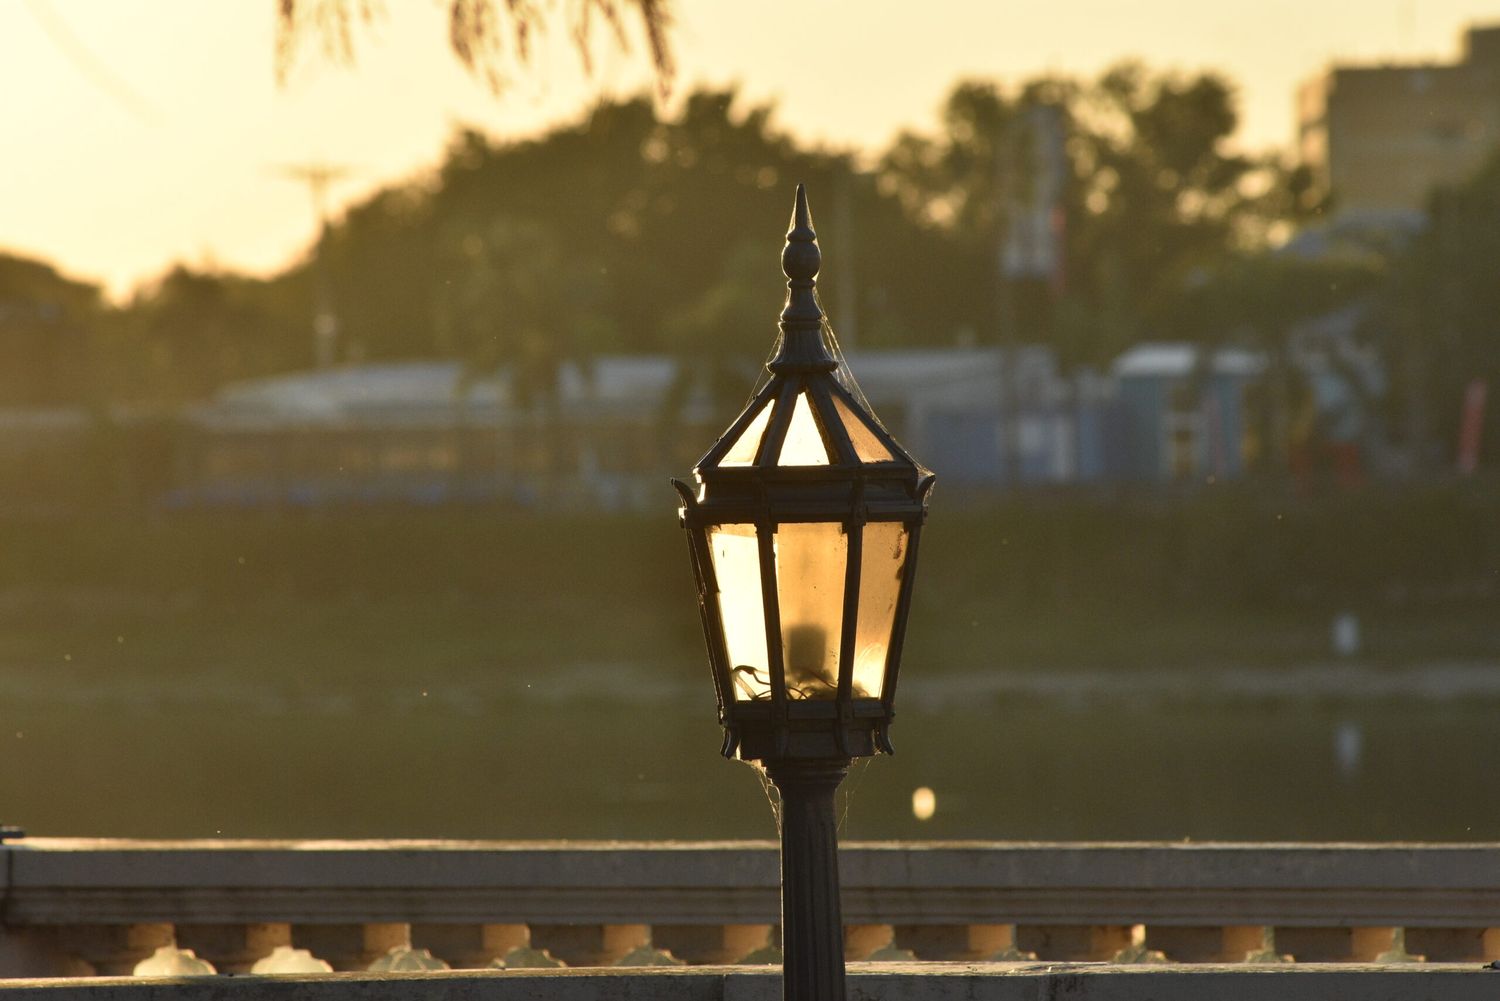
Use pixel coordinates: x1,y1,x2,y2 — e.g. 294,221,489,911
0,255,100,406
274,0,674,94
880,65,1286,364
298,89,916,375
118,267,294,403
1370,152,1500,466
7,68,1381,438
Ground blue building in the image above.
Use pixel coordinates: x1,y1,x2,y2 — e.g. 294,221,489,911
164,343,1278,509
1112,344,1265,483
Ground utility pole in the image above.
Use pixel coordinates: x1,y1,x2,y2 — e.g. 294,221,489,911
995,132,1020,488
832,170,859,349
995,104,1065,489
276,162,351,369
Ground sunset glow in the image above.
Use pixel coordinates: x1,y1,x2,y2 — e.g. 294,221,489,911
4,0,1496,296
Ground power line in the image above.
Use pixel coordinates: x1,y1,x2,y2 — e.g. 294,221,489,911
21,0,157,123
273,162,354,223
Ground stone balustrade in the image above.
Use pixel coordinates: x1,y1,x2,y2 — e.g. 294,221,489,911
4,965,1500,1001
3,839,1500,977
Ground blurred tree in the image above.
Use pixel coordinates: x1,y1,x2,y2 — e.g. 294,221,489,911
880,79,1071,348
122,267,291,402
311,184,440,362
435,215,609,399
879,66,1288,365
656,238,771,441
295,88,922,362
1376,152,1500,471
93,68,1316,422
0,254,100,406
1068,64,1256,359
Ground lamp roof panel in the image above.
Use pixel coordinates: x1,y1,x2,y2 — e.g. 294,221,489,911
775,391,831,466
720,399,773,467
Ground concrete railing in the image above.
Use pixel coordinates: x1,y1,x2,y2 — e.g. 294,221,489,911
5,965,1500,1001
3,839,1500,977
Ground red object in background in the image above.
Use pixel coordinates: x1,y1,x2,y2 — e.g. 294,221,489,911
1049,205,1067,296
1457,378,1488,476
1288,441,1364,491
1330,441,1363,489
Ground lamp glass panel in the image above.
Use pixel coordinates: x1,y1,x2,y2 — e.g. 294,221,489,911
852,521,909,698
832,394,894,463
720,402,773,467
773,521,847,699
776,392,831,466
709,524,772,701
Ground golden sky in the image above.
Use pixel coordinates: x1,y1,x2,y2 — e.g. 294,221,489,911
4,0,1498,298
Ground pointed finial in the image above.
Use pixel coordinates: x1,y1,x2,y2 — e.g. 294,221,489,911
781,184,820,283
771,184,834,371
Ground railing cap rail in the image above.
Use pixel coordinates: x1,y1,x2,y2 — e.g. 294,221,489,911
10,839,1500,890
9,840,1500,927
0,964,1497,1001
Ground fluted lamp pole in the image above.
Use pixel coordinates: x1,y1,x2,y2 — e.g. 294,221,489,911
674,186,933,1000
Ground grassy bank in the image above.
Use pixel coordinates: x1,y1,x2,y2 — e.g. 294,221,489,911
3,487,1497,839
0,484,1495,687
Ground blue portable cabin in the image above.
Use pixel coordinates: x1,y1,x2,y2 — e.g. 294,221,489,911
1111,344,1265,483
842,346,1078,489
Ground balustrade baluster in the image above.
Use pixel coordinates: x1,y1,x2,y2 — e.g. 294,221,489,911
0,928,87,977
527,924,649,966
174,922,290,973
651,924,774,965
1274,926,1401,962
410,923,529,969
893,924,1017,961
1015,924,1132,961
841,924,895,961
1404,927,1500,962
54,924,173,976
131,945,215,976
1146,925,1266,962
291,923,407,971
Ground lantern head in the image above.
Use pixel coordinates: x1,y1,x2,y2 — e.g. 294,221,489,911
674,186,933,763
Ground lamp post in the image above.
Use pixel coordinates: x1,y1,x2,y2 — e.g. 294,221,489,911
673,186,933,1000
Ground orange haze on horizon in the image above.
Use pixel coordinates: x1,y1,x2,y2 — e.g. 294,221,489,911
4,0,1499,299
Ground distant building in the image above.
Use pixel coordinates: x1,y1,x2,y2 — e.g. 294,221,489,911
0,339,1391,511
1299,24,1500,228
1112,345,1264,483
842,347,1090,488
178,358,717,511
176,348,1104,507
157,341,1319,506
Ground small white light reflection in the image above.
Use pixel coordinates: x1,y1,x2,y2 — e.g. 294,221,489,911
1332,612,1361,657
912,786,936,821
1334,721,1364,778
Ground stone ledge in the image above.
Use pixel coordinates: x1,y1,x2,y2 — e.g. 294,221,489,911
0,963,1496,1001
11,840,1500,926
19,840,1500,891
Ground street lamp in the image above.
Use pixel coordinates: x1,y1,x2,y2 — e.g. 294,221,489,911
673,185,933,1000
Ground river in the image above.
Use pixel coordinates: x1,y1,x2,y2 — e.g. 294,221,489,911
4,660,1497,841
